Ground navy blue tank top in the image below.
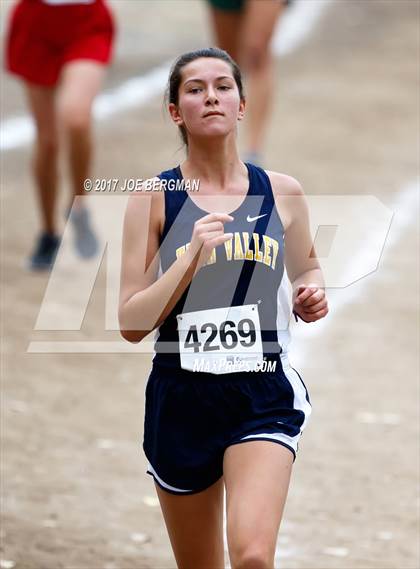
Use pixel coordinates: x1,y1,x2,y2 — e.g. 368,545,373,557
153,163,285,368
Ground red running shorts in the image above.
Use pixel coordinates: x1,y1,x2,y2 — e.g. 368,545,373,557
5,0,115,87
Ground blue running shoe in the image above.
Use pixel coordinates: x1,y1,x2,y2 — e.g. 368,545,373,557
68,207,99,259
28,232,60,271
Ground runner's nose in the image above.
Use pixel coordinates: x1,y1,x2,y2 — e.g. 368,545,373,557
205,87,219,106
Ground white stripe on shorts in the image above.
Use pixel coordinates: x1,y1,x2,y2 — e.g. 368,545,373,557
146,462,194,494
239,352,312,454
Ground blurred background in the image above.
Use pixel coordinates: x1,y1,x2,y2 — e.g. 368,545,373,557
1,1,419,568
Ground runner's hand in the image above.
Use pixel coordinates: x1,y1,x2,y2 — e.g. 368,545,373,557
293,284,328,323
185,212,233,271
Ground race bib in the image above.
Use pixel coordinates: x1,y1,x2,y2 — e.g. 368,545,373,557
177,304,263,375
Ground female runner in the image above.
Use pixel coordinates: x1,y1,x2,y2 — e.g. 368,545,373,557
119,47,328,569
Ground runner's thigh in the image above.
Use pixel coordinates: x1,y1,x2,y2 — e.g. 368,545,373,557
155,476,225,568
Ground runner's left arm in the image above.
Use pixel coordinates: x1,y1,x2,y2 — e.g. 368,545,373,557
270,173,328,323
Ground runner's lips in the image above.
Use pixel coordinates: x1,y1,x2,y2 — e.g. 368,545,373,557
203,111,224,117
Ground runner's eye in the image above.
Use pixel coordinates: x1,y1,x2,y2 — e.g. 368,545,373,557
188,87,202,94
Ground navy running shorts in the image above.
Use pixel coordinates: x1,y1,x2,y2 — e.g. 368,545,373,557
143,352,311,495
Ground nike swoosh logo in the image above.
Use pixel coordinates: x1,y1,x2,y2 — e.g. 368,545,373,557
247,214,267,222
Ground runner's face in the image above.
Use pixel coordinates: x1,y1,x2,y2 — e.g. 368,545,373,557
170,58,245,142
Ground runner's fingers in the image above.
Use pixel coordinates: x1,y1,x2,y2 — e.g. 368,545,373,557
190,229,223,257
301,289,325,307
313,306,329,319
195,221,225,235
207,232,234,249
295,287,318,305
303,299,328,314
200,229,224,243
303,306,329,321
199,230,232,251
195,212,234,226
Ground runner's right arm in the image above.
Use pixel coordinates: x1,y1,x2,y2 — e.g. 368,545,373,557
118,183,233,343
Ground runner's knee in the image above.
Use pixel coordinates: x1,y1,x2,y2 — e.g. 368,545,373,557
60,102,91,132
230,543,273,569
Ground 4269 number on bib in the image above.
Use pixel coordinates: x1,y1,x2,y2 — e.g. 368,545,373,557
177,304,263,374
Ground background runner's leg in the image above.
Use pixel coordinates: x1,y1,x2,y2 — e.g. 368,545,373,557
58,60,106,211
25,83,59,235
